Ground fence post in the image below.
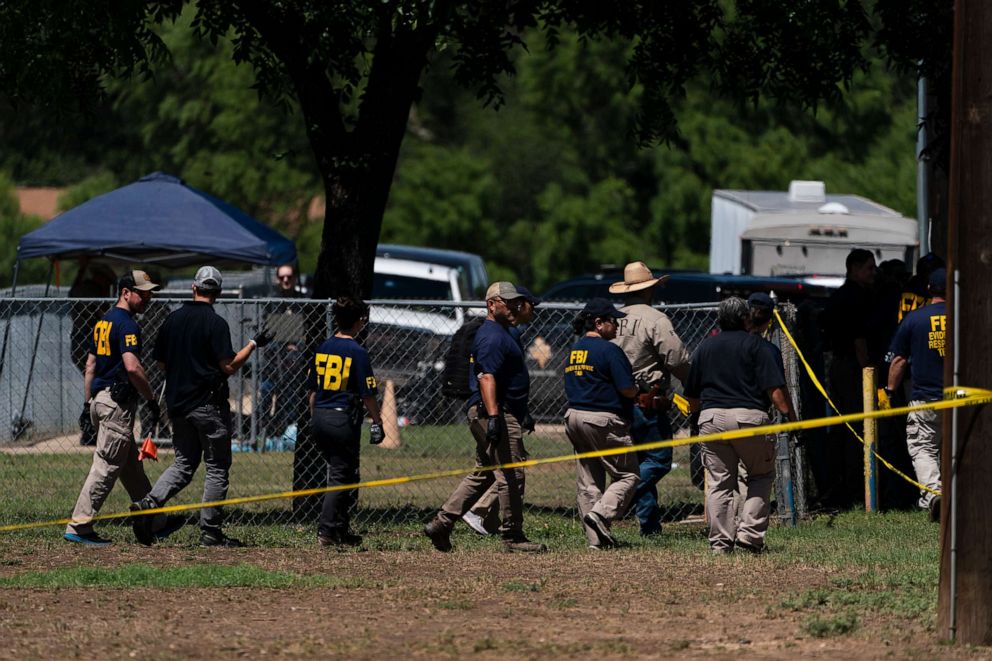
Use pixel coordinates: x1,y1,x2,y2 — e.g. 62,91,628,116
862,367,878,512
775,429,796,527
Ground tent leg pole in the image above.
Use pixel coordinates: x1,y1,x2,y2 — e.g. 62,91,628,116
13,261,54,441
0,260,22,398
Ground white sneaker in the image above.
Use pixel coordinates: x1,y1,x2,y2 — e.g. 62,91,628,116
462,511,490,536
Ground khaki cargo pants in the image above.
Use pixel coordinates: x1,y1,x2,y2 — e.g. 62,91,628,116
66,389,151,536
698,407,775,552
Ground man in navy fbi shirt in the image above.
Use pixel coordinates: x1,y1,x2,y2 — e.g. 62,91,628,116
424,281,546,553
64,270,163,546
563,298,639,549
308,296,384,547
886,267,947,521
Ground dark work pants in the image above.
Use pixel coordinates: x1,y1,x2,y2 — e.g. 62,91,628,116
148,403,233,532
630,407,673,534
312,408,361,537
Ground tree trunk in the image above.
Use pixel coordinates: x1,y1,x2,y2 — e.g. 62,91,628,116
309,26,438,301
937,0,992,644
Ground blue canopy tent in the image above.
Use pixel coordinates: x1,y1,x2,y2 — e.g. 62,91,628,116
15,171,296,269
4,172,298,439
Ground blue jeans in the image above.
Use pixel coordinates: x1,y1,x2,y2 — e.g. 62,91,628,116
631,406,673,535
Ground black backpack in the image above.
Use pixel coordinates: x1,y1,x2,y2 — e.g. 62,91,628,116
441,317,485,399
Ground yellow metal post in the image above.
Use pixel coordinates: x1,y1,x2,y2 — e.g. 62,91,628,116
862,367,878,512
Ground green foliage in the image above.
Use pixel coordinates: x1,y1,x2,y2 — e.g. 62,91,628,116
388,35,919,291
382,144,499,250
0,173,48,287
803,612,859,638
57,172,119,212
0,3,934,295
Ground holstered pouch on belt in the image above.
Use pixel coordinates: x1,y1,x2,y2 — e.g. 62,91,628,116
109,381,138,407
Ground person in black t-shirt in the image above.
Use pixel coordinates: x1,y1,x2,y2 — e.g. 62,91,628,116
686,297,796,554
563,298,639,549
133,266,272,547
64,270,163,546
308,296,384,547
820,248,877,509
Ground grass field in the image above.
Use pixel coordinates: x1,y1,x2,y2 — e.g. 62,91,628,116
5,423,976,657
0,509,975,658
0,424,703,528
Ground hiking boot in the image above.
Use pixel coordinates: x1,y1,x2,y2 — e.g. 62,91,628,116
462,511,490,536
583,511,617,548
502,536,548,553
929,495,942,523
318,530,363,547
129,497,157,546
64,531,113,546
200,530,246,548
153,515,186,541
423,517,452,552
735,538,764,555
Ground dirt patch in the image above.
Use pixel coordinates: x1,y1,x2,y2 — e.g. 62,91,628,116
0,541,979,659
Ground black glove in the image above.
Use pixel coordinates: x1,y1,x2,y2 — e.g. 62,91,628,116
145,400,161,428
251,328,274,348
78,403,91,433
486,415,504,444
521,413,536,435
369,422,385,445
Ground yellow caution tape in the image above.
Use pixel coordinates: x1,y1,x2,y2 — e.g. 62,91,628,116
3,388,991,534
773,308,953,496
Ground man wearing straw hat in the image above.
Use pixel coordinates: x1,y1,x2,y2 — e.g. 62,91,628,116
610,261,691,536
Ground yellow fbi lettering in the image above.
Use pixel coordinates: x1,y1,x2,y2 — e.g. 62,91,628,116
564,349,595,376
315,353,353,391
124,334,138,347
94,321,113,356
928,314,947,356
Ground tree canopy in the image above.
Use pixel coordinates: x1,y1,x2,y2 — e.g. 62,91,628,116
0,1,951,293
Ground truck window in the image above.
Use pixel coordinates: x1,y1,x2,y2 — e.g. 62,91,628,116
372,273,452,300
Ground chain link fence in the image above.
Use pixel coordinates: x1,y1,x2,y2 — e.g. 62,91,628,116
0,297,805,529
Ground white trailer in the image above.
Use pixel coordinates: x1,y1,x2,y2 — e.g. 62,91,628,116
709,180,918,277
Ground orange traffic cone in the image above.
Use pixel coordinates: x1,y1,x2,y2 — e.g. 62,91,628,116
138,436,159,461
380,379,401,449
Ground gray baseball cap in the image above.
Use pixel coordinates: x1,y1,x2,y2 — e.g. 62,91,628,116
193,266,223,292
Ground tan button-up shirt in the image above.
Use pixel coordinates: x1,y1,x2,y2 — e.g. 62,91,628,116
611,303,690,391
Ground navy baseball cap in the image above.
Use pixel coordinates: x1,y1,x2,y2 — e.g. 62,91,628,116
747,292,775,309
928,268,947,294
582,298,626,319
516,286,541,306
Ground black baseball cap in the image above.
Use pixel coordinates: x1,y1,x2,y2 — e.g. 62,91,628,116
928,268,947,295
747,292,775,310
581,298,626,319
516,286,541,306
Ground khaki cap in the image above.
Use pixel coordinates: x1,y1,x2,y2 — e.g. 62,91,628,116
485,281,524,301
119,270,160,292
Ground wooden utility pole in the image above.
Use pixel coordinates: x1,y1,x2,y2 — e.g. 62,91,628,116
937,0,992,644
